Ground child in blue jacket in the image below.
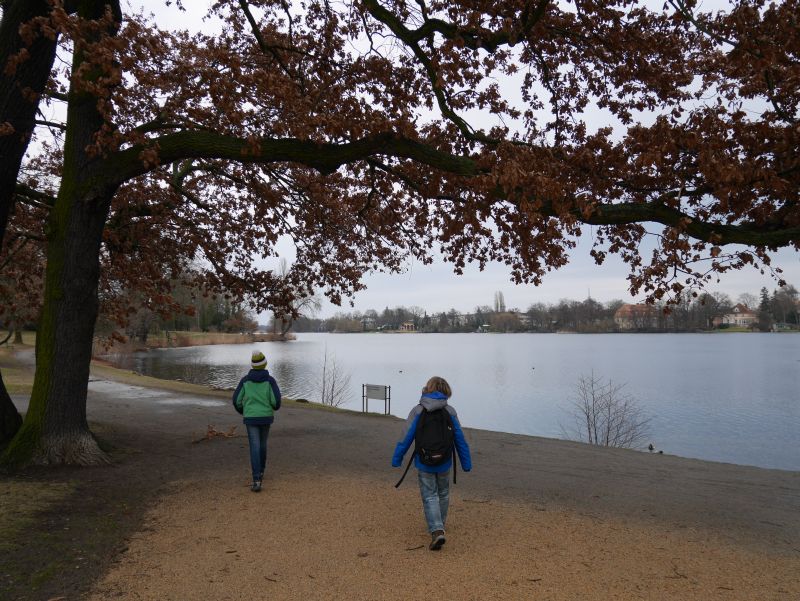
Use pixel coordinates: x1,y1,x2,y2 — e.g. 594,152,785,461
232,350,281,492
392,376,472,550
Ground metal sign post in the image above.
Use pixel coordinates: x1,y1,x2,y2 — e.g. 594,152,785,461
362,384,391,415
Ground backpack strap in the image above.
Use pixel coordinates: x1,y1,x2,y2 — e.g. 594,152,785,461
443,408,457,484
394,451,416,488
396,407,425,488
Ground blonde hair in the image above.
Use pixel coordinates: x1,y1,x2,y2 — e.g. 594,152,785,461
422,376,452,398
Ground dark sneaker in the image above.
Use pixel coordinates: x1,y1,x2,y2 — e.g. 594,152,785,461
429,530,446,550
251,480,262,493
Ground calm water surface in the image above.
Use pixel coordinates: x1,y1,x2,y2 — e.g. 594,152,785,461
105,333,800,471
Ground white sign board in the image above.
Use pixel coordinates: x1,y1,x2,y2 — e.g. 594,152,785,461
364,384,388,399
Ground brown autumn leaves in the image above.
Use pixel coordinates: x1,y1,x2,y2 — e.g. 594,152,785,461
3,0,799,332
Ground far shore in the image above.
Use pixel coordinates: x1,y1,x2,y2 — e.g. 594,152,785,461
91,330,296,356
303,327,798,334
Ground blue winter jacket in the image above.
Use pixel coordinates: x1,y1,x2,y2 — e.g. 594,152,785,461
231,369,281,425
392,392,472,473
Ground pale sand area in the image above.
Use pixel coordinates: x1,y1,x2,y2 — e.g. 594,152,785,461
26,369,796,601
89,472,798,601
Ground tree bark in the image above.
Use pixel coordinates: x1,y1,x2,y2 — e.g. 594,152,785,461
0,370,22,448
1,0,119,466
0,330,21,446
0,0,59,245
0,0,61,448
3,184,114,465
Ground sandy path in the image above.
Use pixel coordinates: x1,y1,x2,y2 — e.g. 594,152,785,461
89,470,797,601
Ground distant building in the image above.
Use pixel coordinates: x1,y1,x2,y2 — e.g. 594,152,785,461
515,311,532,327
714,304,757,328
399,321,416,332
614,303,659,330
455,313,473,327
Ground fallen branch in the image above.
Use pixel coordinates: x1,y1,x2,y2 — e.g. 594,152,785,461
192,424,238,443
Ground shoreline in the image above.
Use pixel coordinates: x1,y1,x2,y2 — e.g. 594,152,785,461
2,349,799,599
7,344,798,474
93,357,800,474
301,328,799,334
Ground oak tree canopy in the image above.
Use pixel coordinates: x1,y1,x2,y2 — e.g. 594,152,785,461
0,0,797,465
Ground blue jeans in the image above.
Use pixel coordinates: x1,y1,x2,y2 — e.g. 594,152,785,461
417,470,450,533
245,423,271,481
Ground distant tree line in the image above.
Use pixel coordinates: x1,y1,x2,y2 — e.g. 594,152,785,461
101,295,258,344
286,285,799,334
93,275,259,344
1,265,261,345
755,286,800,331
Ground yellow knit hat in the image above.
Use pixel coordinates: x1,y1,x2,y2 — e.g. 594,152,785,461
251,350,267,369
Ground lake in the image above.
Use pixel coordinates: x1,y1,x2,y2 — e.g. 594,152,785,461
104,332,800,471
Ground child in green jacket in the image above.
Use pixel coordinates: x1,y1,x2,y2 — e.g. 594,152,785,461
232,350,281,492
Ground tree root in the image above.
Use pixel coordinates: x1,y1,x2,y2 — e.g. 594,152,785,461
33,432,111,466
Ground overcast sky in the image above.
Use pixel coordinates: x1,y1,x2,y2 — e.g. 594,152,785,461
135,1,800,317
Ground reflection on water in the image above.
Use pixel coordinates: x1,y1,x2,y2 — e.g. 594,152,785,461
269,361,312,400
104,341,324,402
102,332,800,471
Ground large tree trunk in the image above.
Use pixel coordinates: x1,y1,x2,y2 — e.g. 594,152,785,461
0,0,61,446
1,0,120,466
0,371,22,448
0,323,23,446
0,329,22,447
0,0,59,244
3,187,113,465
